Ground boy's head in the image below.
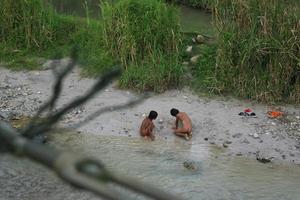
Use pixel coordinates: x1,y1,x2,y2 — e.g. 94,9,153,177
170,108,179,116
148,110,158,120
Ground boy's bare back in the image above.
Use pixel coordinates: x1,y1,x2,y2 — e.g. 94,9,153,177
176,112,192,133
139,111,157,140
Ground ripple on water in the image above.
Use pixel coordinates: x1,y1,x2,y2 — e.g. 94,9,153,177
1,131,300,200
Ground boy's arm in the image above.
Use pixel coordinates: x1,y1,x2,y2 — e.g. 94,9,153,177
173,118,179,129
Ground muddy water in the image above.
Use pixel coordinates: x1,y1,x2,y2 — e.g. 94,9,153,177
1,131,300,199
48,0,214,34
49,132,300,199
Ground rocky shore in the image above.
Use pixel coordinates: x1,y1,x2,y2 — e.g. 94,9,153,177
0,62,300,165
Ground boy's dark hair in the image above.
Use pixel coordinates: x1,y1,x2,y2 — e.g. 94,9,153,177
170,108,179,116
148,110,158,120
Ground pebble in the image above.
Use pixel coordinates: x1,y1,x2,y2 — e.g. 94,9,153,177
242,138,250,144
186,46,193,53
253,133,259,138
232,133,242,138
223,143,228,148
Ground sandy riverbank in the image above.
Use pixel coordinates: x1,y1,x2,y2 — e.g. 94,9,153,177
0,60,300,165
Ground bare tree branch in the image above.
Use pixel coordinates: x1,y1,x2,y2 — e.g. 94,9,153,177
69,94,149,129
22,49,78,135
23,68,122,138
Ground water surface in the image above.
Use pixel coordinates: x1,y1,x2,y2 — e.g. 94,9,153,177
51,132,300,200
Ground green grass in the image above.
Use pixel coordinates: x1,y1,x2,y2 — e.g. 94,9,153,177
101,0,183,91
212,0,300,103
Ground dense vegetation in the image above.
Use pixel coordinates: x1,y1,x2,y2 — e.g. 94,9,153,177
0,0,299,103
101,0,182,91
212,0,300,103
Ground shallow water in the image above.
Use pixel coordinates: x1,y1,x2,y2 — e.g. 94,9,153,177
48,0,214,35
49,132,300,200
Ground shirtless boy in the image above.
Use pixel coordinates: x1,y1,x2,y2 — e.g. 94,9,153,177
170,108,192,140
140,110,158,140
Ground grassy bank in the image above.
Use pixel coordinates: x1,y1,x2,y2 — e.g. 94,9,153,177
1,0,299,103
210,0,300,103
101,0,183,91
0,0,78,69
0,0,183,92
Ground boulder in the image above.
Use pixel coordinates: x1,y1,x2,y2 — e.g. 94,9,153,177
196,34,205,44
190,55,200,64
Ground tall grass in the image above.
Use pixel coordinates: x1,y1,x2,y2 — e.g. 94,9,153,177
0,0,55,49
0,0,79,69
101,0,183,91
211,0,300,103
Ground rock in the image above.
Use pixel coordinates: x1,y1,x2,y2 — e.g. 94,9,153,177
182,61,189,66
0,111,9,120
183,160,198,171
223,143,228,148
253,133,259,138
256,156,273,163
256,151,273,163
204,137,208,141
185,46,193,53
190,55,200,64
232,133,242,138
236,153,243,156
241,138,250,144
158,119,163,124
196,34,205,43
225,140,232,144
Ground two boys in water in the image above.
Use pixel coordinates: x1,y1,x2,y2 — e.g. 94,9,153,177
139,108,192,141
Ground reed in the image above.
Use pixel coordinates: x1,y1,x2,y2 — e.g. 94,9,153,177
101,0,183,91
0,0,55,49
210,0,300,103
